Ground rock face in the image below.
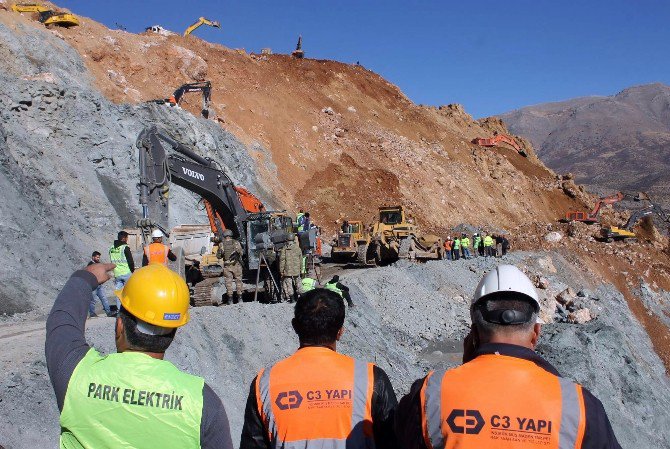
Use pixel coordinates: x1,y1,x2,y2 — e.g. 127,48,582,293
499,83,670,208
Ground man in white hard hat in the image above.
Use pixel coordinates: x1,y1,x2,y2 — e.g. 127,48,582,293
142,229,178,266
395,264,621,449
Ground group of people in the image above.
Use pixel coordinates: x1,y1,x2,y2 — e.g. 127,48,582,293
443,232,510,260
47,263,620,448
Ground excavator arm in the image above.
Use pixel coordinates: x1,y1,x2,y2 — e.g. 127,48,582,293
472,134,527,157
184,17,220,36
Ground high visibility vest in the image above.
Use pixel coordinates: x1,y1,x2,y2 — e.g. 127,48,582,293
296,213,305,232
255,347,375,449
473,237,481,248
144,242,169,266
325,281,343,298
420,354,586,449
453,239,461,250
60,349,204,449
461,238,470,248
301,277,317,292
109,244,131,276
484,236,494,247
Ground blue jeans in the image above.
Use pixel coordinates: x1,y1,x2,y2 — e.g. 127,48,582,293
90,285,111,316
114,273,131,309
462,248,471,259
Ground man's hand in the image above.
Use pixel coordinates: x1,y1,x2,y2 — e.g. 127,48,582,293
85,263,116,285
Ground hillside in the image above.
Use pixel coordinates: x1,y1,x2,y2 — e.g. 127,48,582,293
500,83,670,208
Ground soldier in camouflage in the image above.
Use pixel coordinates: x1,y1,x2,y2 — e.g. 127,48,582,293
217,229,244,305
279,234,303,303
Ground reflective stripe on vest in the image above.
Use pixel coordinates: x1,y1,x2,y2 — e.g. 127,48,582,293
421,354,586,449
109,244,130,276
144,242,169,265
302,278,317,292
255,347,375,449
60,348,203,449
325,281,343,298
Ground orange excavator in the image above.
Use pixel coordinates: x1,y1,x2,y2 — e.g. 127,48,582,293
564,192,624,223
472,133,527,157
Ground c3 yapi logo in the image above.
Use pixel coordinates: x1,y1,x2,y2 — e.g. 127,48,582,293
275,391,303,410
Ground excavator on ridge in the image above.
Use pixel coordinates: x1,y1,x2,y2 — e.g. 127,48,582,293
153,81,212,118
472,133,527,157
184,17,220,36
10,3,79,27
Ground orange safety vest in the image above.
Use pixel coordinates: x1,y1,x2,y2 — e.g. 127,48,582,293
420,354,586,449
144,242,170,266
255,346,375,449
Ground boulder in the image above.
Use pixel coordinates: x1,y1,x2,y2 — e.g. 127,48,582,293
556,287,576,306
544,231,563,243
568,308,592,324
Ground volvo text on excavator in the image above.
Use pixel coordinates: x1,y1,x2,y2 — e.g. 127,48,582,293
472,133,527,157
184,17,220,36
136,126,294,305
153,81,212,119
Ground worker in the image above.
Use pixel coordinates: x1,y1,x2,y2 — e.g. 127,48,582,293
452,235,461,260
302,212,311,231
301,277,317,293
46,263,234,449
325,274,354,307
460,233,471,259
501,234,510,256
341,220,350,233
87,251,113,318
495,234,504,258
109,230,135,309
142,229,177,266
472,233,482,258
443,237,452,261
296,208,305,232
483,233,494,257
279,234,303,302
217,229,244,305
394,265,621,449
240,288,399,449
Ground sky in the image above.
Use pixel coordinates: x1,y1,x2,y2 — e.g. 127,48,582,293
55,0,670,118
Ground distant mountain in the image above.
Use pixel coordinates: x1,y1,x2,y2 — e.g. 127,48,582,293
499,83,670,208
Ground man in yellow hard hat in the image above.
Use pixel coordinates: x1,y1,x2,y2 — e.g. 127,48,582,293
46,263,234,449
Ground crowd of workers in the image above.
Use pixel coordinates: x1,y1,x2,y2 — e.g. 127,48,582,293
443,232,510,260
47,260,621,448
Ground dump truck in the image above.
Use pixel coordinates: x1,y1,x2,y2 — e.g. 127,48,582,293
331,220,372,264
367,206,444,264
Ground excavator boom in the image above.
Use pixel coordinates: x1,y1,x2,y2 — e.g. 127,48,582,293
184,17,221,36
472,134,527,157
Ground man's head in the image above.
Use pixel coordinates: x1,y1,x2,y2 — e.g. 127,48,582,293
91,251,101,263
470,265,541,349
117,230,129,243
305,212,310,218
330,275,339,283
292,289,345,348
114,265,190,355
151,229,163,243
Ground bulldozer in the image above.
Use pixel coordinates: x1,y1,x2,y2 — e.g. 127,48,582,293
331,220,372,264
367,206,444,264
11,3,79,27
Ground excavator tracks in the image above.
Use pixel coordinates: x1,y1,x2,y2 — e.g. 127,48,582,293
189,277,219,307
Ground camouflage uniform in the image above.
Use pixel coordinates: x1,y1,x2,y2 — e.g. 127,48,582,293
279,238,303,301
217,238,244,298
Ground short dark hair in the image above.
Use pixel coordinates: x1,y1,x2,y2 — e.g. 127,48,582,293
118,231,129,240
119,307,176,353
472,295,538,338
92,251,101,258
305,212,310,218
293,289,345,345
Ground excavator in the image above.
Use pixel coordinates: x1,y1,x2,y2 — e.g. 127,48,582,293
11,3,79,27
472,133,527,157
601,203,670,242
153,81,212,119
564,192,624,223
291,35,304,58
184,17,220,36
136,126,294,305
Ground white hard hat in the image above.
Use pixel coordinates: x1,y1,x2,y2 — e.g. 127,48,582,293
151,229,163,239
473,265,540,309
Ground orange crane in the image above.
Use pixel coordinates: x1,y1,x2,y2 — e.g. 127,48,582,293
472,134,527,157
565,192,624,223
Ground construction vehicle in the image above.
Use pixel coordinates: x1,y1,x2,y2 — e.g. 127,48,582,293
472,133,527,157
136,126,295,305
184,17,220,37
601,203,670,242
291,35,304,58
11,3,79,27
367,206,444,264
153,81,212,119
331,220,372,264
564,192,624,223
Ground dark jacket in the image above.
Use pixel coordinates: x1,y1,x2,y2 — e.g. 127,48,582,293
240,350,399,449
394,343,621,449
112,239,135,272
45,271,233,449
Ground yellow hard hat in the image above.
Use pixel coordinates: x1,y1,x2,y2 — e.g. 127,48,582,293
115,264,190,328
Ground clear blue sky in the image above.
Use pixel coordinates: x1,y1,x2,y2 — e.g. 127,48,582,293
56,0,670,118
